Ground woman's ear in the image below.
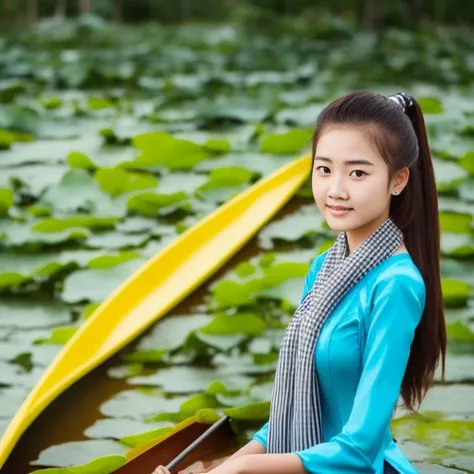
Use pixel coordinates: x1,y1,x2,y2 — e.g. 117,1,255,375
391,167,410,195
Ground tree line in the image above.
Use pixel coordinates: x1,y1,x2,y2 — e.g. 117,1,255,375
0,0,471,29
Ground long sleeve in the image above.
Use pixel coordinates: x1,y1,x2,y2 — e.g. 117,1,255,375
252,252,327,451
294,273,426,474
252,421,269,450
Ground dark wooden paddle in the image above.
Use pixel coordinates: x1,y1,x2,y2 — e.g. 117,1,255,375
112,416,238,474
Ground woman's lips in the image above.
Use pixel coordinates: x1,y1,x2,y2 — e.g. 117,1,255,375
327,205,353,217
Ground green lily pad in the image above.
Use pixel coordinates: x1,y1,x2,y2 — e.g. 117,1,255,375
433,159,469,193
199,312,267,336
36,326,78,345
258,204,328,249
88,251,141,268
275,103,326,127
0,103,37,133
39,169,126,217
128,132,211,171
0,80,26,103
195,408,221,424
0,248,139,289
85,231,149,250
124,314,212,362
212,352,276,376
0,136,103,166
419,97,444,114
115,216,160,234
120,425,173,448
442,280,471,308
195,152,286,176
199,167,252,190
94,168,157,197
223,401,270,421
260,128,313,155
419,385,474,416
0,300,72,329
180,393,218,416
31,455,126,473
459,151,474,175
0,188,13,215
248,381,274,402
99,390,188,420
215,393,258,407
0,163,68,197
459,179,474,201
0,359,45,387
445,301,474,325
261,277,306,307
84,417,172,440
442,260,474,287
61,258,146,303
447,321,474,344
441,233,474,258
68,151,97,170
128,366,254,394
33,216,117,233
30,441,127,468
127,191,188,217
193,333,247,352
196,167,252,203
0,223,90,247
435,352,474,382
0,386,29,418
438,196,474,217
439,212,473,234
442,456,474,472
107,363,145,379
416,462,466,473
154,172,208,195
197,97,270,125
210,260,309,309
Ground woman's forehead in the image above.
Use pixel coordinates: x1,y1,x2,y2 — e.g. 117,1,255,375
315,126,385,166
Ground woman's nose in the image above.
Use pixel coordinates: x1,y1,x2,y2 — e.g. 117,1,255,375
328,178,349,200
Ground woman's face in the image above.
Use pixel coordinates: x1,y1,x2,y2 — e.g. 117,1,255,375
312,126,406,243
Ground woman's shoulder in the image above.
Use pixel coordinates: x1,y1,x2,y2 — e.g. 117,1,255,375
372,253,424,285
367,253,426,308
310,249,426,301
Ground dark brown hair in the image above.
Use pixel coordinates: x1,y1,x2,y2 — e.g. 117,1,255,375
311,90,446,412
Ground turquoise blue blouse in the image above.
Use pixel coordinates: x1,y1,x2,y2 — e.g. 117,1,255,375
252,251,426,474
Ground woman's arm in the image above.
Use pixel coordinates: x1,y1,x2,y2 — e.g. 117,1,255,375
218,439,267,465
230,453,306,474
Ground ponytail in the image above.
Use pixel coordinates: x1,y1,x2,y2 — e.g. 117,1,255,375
390,99,447,411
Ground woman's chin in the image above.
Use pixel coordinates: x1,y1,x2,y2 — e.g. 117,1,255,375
325,213,357,232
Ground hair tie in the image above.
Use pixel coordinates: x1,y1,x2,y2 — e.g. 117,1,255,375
387,92,416,120
388,92,420,159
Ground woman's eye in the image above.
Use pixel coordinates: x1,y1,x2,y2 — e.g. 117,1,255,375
317,166,330,174
350,170,366,178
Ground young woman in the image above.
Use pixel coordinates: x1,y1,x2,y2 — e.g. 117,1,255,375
154,91,447,474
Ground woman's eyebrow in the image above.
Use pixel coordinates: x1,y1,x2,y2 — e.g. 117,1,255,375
314,156,375,166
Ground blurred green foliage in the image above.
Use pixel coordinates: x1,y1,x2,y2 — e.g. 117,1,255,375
1,0,473,31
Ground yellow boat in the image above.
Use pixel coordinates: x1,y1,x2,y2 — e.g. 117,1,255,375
0,155,311,469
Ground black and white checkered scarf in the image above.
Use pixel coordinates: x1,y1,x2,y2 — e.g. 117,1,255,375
267,217,403,453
